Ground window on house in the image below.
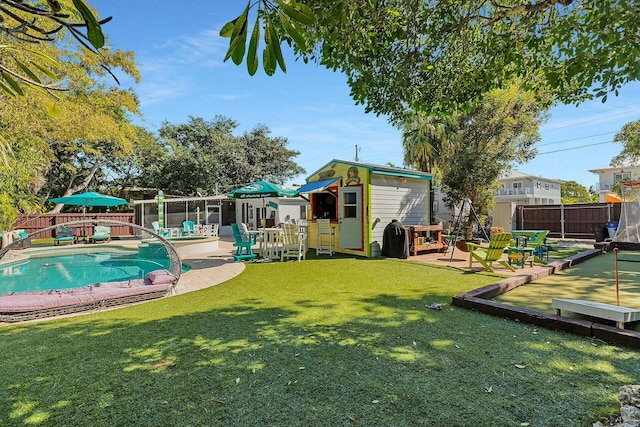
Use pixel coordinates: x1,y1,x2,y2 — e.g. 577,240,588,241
545,183,550,190
536,182,541,189
614,172,631,182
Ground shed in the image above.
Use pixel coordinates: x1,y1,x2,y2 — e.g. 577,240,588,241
298,159,438,257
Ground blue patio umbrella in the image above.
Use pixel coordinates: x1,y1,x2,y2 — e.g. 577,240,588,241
49,191,129,208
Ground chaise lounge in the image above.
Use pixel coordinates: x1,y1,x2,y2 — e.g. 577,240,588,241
54,227,76,245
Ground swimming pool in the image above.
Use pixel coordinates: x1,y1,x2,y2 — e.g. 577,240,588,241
0,248,189,294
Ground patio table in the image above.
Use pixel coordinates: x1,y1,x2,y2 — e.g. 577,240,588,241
507,247,534,268
255,228,282,260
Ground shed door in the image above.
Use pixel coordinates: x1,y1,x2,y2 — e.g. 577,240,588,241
338,186,363,249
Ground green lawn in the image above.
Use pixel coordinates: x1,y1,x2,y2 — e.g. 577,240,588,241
497,249,640,331
1,257,636,426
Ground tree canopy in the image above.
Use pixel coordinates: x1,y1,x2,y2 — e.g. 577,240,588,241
561,180,597,204
404,85,545,238
224,0,640,122
0,2,140,229
611,119,640,167
131,116,305,196
0,0,108,97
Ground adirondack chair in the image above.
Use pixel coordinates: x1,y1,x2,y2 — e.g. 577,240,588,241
182,220,196,236
281,223,306,262
527,230,550,263
511,230,550,264
231,223,257,262
466,232,515,272
151,221,170,237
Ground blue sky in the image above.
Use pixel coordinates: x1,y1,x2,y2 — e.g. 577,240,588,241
92,1,640,189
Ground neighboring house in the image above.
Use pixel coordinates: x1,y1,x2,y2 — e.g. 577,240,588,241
433,170,562,233
496,170,562,205
298,159,433,257
589,163,640,202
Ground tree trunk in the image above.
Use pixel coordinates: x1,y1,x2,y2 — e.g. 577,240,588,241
48,160,101,213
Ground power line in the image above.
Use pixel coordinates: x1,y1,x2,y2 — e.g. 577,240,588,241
537,140,614,155
542,103,640,133
536,131,616,147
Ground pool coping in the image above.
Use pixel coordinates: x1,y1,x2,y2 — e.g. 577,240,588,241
0,238,245,324
452,248,640,349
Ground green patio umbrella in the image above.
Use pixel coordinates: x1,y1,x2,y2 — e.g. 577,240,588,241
227,181,298,199
227,181,299,229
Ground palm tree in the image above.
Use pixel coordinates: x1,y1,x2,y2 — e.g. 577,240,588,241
401,113,458,173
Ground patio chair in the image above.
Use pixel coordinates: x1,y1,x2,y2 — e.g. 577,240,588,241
527,230,550,263
89,225,111,243
316,219,335,255
182,220,196,236
11,229,31,249
281,223,306,262
231,223,257,262
54,227,76,246
151,221,170,237
201,224,219,237
466,232,515,273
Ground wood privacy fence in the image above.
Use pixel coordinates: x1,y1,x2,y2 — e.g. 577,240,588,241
12,213,135,239
515,203,621,239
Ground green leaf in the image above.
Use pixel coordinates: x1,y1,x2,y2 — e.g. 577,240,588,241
231,22,248,65
1,71,24,96
268,23,286,73
15,60,41,84
263,45,276,76
220,21,236,38
275,0,316,25
223,2,250,63
0,79,17,97
231,2,250,39
280,12,307,52
31,62,58,80
247,16,260,76
47,102,61,117
72,0,105,49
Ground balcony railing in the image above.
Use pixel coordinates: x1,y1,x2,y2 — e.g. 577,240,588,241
497,188,534,196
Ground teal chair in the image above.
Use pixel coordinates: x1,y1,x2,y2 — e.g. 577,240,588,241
54,227,76,245
182,220,196,236
231,223,257,262
151,221,170,237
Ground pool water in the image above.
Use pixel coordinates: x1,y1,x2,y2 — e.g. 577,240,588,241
0,250,189,293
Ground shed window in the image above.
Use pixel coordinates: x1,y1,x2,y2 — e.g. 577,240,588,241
312,190,337,220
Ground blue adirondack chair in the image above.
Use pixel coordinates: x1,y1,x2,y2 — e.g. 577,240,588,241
182,220,196,236
151,221,170,237
231,223,257,262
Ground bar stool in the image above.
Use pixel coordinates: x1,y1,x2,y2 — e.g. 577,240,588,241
316,219,335,255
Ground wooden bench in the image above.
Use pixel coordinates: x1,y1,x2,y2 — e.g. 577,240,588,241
552,298,640,329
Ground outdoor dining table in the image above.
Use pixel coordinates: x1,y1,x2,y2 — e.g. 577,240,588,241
254,228,283,260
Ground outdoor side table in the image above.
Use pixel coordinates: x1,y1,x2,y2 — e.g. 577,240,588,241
507,247,534,268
